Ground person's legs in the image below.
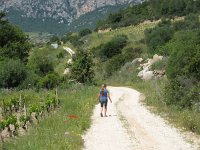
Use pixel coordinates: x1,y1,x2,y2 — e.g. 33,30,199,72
100,102,103,117
104,101,108,117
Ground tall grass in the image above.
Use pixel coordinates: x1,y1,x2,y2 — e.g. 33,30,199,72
0,85,98,150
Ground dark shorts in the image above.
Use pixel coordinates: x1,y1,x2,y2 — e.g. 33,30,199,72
100,100,108,108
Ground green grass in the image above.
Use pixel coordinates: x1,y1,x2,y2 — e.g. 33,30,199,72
0,85,99,150
83,22,157,50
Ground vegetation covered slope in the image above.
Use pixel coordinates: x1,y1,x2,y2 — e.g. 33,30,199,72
96,0,200,30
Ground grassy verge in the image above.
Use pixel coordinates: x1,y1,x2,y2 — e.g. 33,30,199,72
131,80,200,135
0,85,98,150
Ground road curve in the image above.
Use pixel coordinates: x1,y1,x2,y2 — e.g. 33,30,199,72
82,87,198,150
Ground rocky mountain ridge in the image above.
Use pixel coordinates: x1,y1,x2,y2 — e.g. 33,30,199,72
0,0,141,23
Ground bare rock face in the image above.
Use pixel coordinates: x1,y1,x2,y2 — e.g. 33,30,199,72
0,0,142,22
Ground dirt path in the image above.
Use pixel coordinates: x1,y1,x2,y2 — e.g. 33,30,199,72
82,87,198,150
63,46,75,56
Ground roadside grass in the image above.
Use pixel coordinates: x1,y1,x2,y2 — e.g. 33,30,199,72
0,85,98,150
109,64,200,135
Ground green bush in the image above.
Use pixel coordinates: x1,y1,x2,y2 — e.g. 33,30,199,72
28,50,54,76
39,73,60,89
0,12,31,62
56,51,65,59
173,13,200,31
145,25,174,54
61,32,73,43
0,59,27,88
49,36,61,45
105,54,125,76
94,35,128,61
20,70,40,89
151,57,168,70
164,30,200,109
122,47,142,62
71,50,94,83
79,28,92,37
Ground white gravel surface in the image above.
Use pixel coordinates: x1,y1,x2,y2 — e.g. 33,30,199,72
63,46,75,56
82,87,198,150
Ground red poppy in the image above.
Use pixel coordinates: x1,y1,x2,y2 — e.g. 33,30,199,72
68,115,78,119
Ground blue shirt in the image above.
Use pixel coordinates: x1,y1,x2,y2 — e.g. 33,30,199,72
99,89,109,102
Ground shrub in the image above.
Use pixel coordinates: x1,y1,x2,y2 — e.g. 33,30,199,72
49,36,61,45
151,57,168,70
122,47,142,62
164,30,200,109
61,32,73,43
0,59,27,88
105,54,125,76
39,73,60,89
94,35,128,60
28,50,54,76
0,13,31,62
79,28,92,37
57,51,65,59
71,50,94,83
173,13,200,31
145,25,174,54
20,70,40,89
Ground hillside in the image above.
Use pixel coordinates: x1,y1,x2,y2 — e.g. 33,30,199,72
0,0,200,149
0,0,142,33
96,0,200,30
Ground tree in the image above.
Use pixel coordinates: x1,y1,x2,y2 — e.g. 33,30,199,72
27,49,54,76
0,12,31,62
0,59,27,88
71,50,94,83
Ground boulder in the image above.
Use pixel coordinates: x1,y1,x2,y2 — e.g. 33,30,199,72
51,43,58,49
64,68,70,75
142,71,154,80
67,59,72,64
138,58,143,63
138,70,144,78
150,54,163,65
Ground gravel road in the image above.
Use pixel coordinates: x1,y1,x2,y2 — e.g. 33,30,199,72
82,87,198,150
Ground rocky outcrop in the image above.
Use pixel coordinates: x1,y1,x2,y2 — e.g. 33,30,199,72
137,54,166,80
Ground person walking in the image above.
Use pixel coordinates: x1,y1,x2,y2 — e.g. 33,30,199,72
98,84,112,117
